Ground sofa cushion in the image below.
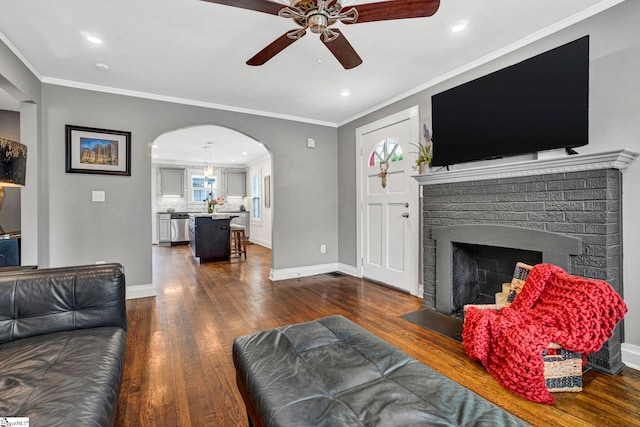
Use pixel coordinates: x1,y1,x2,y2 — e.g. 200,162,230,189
0,263,127,344
0,326,126,426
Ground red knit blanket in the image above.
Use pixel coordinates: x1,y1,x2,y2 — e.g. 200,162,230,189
462,263,627,404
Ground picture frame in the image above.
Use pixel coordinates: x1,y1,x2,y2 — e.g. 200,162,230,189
65,125,131,176
264,175,271,208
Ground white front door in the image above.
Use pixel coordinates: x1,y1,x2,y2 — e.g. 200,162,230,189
357,107,420,295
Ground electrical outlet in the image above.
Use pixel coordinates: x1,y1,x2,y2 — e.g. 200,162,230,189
320,244,326,254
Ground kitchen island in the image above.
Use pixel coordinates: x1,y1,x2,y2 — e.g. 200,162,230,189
188,214,237,263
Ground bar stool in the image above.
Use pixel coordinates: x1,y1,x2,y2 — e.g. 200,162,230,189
230,224,246,259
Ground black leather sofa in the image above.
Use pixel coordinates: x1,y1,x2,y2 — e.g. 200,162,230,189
0,264,127,426
234,315,529,427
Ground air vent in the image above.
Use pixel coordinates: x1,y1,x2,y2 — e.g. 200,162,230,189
325,272,345,278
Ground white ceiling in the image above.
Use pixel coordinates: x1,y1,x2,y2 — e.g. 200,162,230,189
0,0,624,164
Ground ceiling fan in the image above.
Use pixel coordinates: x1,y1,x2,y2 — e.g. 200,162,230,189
201,0,440,69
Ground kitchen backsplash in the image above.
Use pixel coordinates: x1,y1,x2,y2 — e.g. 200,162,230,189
154,163,248,213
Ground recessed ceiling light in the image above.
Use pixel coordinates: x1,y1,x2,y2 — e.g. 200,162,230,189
153,154,158,158
95,63,110,72
152,144,159,149
341,89,350,97
242,151,248,155
451,22,468,33
86,35,103,44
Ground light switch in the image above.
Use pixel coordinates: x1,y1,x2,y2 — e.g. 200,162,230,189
92,190,106,202
307,137,316,148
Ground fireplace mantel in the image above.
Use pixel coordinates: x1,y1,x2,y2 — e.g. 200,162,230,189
415,149,638,185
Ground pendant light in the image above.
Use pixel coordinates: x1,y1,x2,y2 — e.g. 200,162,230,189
204,142,214,178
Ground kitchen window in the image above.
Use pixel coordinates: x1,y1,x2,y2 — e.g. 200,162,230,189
191,174,216,204
251,174,261,221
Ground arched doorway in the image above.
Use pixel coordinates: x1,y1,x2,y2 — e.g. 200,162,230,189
150,124,273,266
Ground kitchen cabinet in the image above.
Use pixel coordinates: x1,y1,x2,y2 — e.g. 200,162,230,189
161,168,184,197
158,213,171,246
226,171,246,197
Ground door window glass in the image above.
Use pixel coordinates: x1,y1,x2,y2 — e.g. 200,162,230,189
368,139,404,166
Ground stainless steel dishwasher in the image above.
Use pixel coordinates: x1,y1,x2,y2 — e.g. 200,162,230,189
170,212,190,244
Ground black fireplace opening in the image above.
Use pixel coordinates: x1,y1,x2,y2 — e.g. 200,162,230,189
451,243,542,319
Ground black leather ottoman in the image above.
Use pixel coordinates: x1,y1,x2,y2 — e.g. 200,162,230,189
233,315,528,426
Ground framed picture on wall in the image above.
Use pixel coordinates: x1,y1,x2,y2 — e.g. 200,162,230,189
264,175,270,208
65,124,131,176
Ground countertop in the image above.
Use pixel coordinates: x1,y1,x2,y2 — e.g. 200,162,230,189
188,213,238,219
159,210,247,214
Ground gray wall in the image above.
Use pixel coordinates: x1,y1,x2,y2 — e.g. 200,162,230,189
0,40,41,105
41,84,338,286
0,110,21,232
337,1,640,344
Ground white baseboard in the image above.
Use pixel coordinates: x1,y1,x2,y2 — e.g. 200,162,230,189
126,283,156,299
270,263,338,281
622,343,640,371
338,263,359,277
249,238,272,249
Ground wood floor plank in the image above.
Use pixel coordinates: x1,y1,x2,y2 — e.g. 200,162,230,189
114,244,640,426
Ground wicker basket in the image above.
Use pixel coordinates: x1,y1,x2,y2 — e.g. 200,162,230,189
543,343,583,392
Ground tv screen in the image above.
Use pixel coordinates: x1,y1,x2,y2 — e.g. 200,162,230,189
431,36,589,167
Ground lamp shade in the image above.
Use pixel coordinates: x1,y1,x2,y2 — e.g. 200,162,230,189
0,138,27,187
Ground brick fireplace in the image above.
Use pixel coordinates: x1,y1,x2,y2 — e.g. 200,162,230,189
416,150,637,375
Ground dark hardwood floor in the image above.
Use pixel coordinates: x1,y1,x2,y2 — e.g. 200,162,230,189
115,244,640,426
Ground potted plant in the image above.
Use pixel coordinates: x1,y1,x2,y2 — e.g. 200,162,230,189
412,124,433,174
205,192,224,213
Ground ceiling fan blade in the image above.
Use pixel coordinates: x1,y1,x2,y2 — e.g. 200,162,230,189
322,29,362,70
344,0,440,24
247,31,306,66
200,0,283,15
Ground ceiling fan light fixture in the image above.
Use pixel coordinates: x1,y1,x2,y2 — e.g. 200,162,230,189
213,0,440,69
308,13,328,34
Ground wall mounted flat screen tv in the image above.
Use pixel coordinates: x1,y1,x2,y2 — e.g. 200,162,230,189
431,36,589,167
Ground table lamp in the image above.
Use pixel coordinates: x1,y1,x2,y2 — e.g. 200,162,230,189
0,138,27,235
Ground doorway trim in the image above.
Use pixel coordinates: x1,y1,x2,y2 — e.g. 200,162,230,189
355,106,421,296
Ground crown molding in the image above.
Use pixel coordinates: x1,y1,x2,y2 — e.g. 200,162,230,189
41,77,336,127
